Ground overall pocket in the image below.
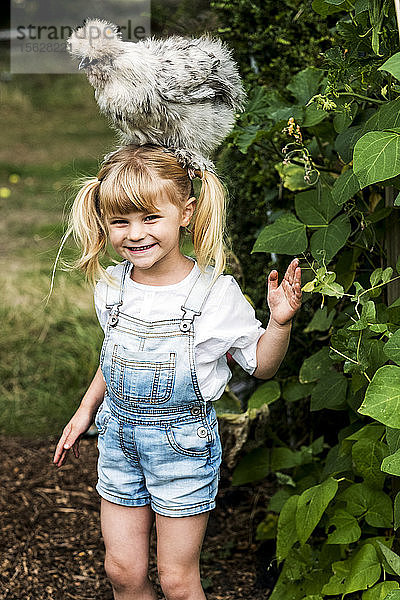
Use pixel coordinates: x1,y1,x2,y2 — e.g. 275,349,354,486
166,421,210,458
110,344,176,404
94,402,112,435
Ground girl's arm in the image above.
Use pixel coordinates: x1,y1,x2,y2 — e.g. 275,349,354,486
53,365,106,467
253,258,301,380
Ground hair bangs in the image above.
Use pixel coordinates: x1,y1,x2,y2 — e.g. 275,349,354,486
98,164,182,217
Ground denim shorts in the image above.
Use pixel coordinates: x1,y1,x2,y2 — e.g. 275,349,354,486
94,400,222,517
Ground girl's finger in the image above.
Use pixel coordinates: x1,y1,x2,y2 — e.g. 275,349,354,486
73,440,80,459
54,447,68,468
294,281,302,298
53,433,69,463
268,270,279,290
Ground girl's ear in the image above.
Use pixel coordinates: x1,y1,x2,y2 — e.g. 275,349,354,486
181,196,196,227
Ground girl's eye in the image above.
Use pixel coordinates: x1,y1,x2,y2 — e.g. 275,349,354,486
109,219,128,225
144,214,159,222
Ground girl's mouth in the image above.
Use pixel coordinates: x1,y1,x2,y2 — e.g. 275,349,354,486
127,243,157,253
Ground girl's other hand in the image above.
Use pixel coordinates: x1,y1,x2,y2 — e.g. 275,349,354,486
53,406,95,468
267,258,302,326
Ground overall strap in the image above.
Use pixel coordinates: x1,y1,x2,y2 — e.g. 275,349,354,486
105,261,131,326
180,265,218,332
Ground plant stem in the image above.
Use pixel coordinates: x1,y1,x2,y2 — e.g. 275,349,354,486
336,92,385,104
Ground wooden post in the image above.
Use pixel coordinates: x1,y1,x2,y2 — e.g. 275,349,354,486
385,186,400,305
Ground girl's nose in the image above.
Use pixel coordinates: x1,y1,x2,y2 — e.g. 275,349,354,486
126,222,146,241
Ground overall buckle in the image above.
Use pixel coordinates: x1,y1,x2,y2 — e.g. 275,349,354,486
180,307,201,332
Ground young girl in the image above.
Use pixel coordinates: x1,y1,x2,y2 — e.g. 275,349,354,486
53,143,301,600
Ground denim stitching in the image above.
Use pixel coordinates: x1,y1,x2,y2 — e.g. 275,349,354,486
110,348,176,404
165,425,209,458
118,421,141,465
107,402,213,425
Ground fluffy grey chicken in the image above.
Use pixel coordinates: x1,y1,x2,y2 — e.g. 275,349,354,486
67,18,246,173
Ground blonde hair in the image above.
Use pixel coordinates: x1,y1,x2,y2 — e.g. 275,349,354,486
66,144,228,285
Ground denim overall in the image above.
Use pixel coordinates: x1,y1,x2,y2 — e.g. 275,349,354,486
95,261,223,517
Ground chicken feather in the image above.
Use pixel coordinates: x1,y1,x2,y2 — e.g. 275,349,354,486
67,19,246,173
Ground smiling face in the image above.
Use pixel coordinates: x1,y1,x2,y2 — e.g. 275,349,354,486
106,195,196,282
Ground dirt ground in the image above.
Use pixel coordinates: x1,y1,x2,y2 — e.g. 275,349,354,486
0,435,277,600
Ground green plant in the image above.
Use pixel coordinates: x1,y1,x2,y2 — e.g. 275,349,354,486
221,1,400,597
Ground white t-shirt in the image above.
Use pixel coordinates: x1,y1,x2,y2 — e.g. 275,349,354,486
94,258,266,402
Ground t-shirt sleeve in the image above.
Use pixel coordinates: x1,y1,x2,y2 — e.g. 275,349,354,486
225,277,265,375
196,275,265,376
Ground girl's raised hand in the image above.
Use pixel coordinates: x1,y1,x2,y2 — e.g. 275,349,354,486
267,258,302,325
53,406,94,468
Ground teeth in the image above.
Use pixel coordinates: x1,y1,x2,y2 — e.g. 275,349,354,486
130,244,154,250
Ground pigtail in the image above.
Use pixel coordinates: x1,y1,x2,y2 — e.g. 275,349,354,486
192,170,229,281
69,177,108,285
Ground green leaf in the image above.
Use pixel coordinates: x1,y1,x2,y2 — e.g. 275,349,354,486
363,98,400,132
394,491,400,530
326,509,361,544
248,380,281,409
296,477,338,545
381,448,400,476
354,0,368,15
331,169,361,205
310,213,351,263
236,124,266,154
277,495,299,562
300,347,333,383
322,544,381,596
333,101,358,133
383,330,400,365
354,130,400,188
256,513,278,541
322,558,351,595
214,391,242,415
283,381,314,402
302,104,327,127
344,423,385,446
335,124,364,164
244,85,271,119
376,541,400,576
386,426,400,453
269,488,294,513
286,67,325,105
382,267,393,283
310,371,348,411
378,52,400,81
312,0,347,15
295,188,341,226
362,580,399,600
304,307,335,333
232,446,270,486
252,214,308,255
271,447,312,471
384,592,400,600
352,439,389,488
275,163,310,191
270,545,331,600
340,483,393,527
359,365,400,428
322,444,353,477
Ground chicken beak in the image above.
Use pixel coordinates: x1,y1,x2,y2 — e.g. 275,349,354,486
78,57,91,70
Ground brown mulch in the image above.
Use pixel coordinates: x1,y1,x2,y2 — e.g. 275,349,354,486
0,435,277,600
